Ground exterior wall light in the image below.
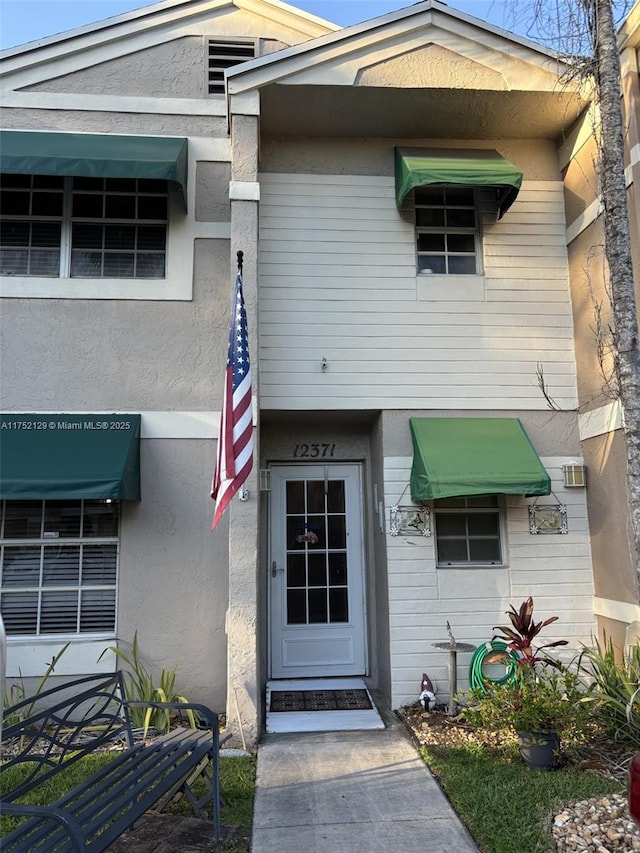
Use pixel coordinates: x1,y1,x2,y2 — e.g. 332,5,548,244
562,463,586,488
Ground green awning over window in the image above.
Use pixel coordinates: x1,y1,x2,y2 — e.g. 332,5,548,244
395,148,523,219
409,417,550,501
0,414,141,500
0,130,188,202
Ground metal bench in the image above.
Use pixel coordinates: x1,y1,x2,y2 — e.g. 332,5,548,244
0,671,228,852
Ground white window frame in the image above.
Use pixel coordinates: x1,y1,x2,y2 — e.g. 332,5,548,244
0,136,235,301
415,186,481,275
1,175,169,280
0,499,119,640
0,182,189,300
434,496,506,568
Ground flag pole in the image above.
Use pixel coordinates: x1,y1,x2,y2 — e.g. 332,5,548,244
236,250,247,503
210,247,254,529
236,255,249,506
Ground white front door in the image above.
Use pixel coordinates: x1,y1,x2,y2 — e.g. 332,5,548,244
269,464,367,679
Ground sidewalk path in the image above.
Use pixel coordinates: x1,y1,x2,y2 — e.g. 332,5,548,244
251,727,479,853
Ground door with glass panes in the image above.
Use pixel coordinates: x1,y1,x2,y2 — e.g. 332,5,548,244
269,464,366,678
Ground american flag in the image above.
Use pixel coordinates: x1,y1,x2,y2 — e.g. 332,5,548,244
211,271,253,529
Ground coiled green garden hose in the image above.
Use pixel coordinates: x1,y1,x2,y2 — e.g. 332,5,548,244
469,640,519,692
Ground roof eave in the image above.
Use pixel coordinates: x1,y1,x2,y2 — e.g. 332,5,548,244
618,0,640,50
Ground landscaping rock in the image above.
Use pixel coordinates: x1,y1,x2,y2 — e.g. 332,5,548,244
551,794,640,851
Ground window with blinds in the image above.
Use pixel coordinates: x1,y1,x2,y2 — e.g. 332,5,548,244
0,499,119,636
207,40,255,94
0,175,169,279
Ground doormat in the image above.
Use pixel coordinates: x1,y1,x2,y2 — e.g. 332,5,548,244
269,689,372,712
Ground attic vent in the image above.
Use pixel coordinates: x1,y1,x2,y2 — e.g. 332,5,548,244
208,41,255,95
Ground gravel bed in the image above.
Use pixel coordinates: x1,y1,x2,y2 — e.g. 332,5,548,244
552,794,640,851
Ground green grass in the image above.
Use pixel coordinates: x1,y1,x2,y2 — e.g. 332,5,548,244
216,756,256,852
0,753,256,852
420,740,623,853
167,755,256,852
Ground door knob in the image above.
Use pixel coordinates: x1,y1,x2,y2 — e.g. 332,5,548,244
271,561,284,578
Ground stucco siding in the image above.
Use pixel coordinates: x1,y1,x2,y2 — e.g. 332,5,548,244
563,131,600,224
0,108,228,138
20,32,303,99
0,239,231,409
261,138,563,182
383,455,595,710
561,15,640,649
23,37,212,99
196,162,231,221
259,171,577,411
566,223,614,411
582,429,636,605
3,6,331,97
118,437,228,711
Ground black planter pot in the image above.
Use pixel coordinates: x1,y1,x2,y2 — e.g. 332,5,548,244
517,730,560,769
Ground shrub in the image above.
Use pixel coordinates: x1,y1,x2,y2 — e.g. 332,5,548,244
461,598,592,746
462,663,592,739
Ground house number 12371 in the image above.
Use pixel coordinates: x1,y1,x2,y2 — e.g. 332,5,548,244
293,443,336,458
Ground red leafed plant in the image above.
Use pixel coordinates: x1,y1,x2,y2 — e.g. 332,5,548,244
493,596,568,669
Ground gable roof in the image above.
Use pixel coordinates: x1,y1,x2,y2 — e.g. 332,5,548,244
226,0,571,95
223,0,586,140
0,0,337,72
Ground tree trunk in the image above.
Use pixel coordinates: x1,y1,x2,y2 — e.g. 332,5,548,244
588,0,640,580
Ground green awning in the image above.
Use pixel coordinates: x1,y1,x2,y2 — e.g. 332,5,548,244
409,417,550,501
0,414,141,500
0,131,188,203
395,148,523,219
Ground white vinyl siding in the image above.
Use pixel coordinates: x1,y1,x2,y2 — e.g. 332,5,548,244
259,174,577,411
383,456,595,709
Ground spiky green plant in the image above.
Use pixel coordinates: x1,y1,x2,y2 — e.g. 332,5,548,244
101,632,195,736
579,632,640,743
3,642,70,727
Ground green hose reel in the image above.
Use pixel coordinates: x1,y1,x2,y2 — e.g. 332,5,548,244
469,640,519,691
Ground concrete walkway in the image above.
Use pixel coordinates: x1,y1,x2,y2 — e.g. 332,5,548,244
251,727,479,853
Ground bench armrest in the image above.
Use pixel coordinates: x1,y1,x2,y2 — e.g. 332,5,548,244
122,700,220,730
1,801,86,848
